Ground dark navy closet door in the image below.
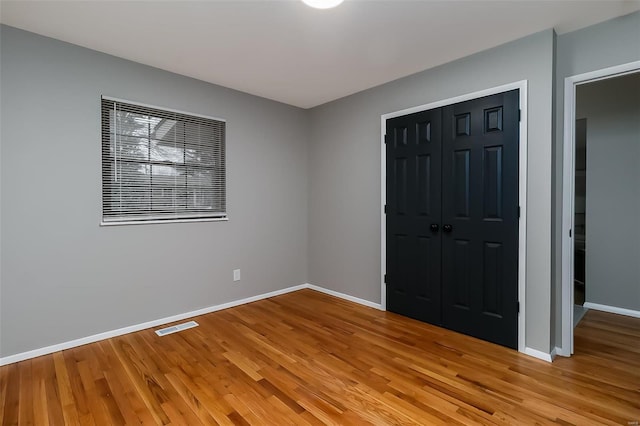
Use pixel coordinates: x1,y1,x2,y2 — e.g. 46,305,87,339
386,89,519,349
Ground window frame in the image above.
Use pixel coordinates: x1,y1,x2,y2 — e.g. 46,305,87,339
100,96,227,226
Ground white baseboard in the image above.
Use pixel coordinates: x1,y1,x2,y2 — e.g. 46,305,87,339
306,283,384,311
555,346,571,357
7,282,557,366
583,302,640,319
0,283,384,366
0,284,308,366
523,346,553,362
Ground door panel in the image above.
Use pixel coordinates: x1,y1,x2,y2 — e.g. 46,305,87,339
483,146,503,220
386,109,442,325
482,241,504,317
441,90,519,349
394,157,408,214
453,150,471,218
416,155,432,215
453,239,471,309
416,236,435,301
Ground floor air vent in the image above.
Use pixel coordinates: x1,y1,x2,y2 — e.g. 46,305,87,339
155,320,199,336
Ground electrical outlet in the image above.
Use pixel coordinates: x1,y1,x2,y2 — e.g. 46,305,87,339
233,269,241,282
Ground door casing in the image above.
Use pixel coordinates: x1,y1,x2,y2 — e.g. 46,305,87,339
559,61,640,357
380,81,528,355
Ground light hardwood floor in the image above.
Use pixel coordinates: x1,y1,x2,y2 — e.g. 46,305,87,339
1,289,639,425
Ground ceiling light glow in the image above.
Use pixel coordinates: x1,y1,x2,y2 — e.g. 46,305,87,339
302,0,344,9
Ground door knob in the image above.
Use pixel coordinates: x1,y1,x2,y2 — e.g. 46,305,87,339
443,224,453,233
430,223,439,232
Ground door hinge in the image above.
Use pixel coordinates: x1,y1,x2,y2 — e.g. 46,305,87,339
569,229,572,237
518,206,521,219
518,109,522,122
384,205,388,214
517,302,520,313
384,274,388,284
384,134,389,144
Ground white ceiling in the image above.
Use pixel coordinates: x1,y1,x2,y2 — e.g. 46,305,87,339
1,0,639,108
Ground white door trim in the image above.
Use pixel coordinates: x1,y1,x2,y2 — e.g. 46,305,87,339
380,80,528,354
559,60,640,357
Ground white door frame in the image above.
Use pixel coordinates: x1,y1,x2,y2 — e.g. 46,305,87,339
380,81,528,354
559,60,640,356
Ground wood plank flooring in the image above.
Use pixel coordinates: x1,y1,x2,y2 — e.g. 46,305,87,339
1,289,639,425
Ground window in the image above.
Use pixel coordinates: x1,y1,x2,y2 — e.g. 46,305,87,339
101,97,226,224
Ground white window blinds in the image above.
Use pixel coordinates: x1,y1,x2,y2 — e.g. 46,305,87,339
101,97,226,224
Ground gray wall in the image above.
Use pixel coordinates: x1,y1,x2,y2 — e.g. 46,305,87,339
576,73,640,311
3,12,638,359
553,11,640,347
308,30,555,353
0,26,309,357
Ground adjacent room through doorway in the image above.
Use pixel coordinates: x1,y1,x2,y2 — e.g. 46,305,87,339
572,71,640,331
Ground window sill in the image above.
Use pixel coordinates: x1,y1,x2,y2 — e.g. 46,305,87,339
100,217,228,226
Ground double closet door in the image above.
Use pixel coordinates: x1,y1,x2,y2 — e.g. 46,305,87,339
385,90,519,349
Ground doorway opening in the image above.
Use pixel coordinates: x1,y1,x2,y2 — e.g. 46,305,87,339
561,61,640,356
573,117,587,325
